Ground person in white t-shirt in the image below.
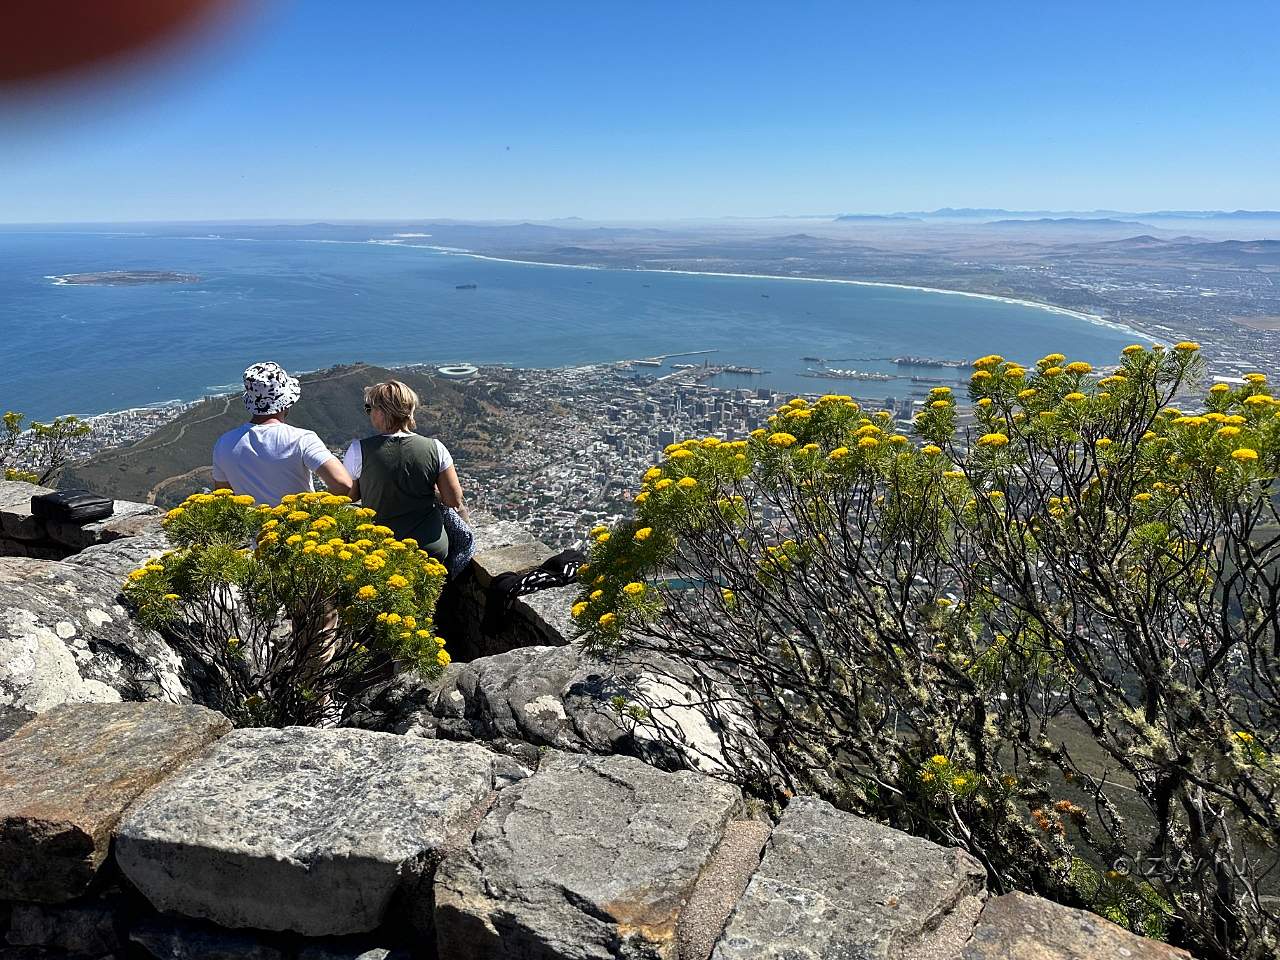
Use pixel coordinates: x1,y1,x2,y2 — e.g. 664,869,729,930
211,361,353,506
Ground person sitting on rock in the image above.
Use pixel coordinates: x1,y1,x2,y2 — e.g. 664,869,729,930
343,380,463,562
212,361,353,505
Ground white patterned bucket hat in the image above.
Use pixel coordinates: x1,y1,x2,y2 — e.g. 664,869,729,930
242,361,301,416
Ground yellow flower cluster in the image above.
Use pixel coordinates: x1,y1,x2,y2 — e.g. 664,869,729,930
131,487,451,686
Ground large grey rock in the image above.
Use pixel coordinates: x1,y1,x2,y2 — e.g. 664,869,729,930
66,531,170,581
710,796,987,960
469,512,546,556
433,751,743,960
45,500,164,551
389,642,769,779
0,557,189,713
392,644,637,759
0,481,53,542
443,512,577,658
116,727,516,936
961,891,1191,959
0,702,231,902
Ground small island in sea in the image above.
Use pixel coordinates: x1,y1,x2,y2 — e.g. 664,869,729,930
49,270,202,286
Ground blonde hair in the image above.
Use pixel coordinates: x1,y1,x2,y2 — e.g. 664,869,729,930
365,380,419,432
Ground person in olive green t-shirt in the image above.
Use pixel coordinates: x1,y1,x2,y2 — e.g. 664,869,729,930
343,380,466,561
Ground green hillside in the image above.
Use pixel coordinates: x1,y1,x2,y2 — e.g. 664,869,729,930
66,364,516,506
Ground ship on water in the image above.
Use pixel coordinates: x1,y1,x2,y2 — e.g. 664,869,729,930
801,367,893,382
455,283,478,290
893,355,965,368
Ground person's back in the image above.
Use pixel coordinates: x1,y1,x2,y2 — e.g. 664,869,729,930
357,432,446,553
345,379,464,563
210,361,352,506
212,420,333,506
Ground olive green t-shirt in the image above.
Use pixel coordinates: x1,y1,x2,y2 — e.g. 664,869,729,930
357,434,448,559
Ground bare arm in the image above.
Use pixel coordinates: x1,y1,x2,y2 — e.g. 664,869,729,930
316,457,355,499
436,465,464,509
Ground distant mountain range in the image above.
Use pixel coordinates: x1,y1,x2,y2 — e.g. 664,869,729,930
834,214,922,223
877,208,1280,222
984,217,1151,229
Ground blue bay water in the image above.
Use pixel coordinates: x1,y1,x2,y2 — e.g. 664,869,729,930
0,231,1144,420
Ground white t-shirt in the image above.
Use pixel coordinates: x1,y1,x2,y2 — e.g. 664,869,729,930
212,422,335,506
342,433,453,480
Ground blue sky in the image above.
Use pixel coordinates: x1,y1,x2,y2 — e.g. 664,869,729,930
2,0,1277,221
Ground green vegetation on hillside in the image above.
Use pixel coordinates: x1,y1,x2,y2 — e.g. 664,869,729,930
578,343,1280,960
65,364,516,505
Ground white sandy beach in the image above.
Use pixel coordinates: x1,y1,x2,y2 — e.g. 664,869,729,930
410,244,1163,345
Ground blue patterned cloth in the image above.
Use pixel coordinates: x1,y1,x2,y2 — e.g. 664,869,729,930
440,506,476,578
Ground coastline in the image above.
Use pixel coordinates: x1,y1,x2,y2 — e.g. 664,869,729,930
410,244,1162,344
22,233,1167,423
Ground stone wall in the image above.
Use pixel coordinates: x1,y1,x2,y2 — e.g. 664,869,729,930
0,704,1188,960
0,481,165,560
0,478,1191,960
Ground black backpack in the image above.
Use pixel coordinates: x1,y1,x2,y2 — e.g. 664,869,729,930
30,490,115,524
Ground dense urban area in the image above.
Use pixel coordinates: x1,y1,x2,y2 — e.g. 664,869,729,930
37,358,999,549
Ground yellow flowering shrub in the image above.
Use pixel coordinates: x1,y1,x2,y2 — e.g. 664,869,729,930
575,345,1280,960
123,489,449,727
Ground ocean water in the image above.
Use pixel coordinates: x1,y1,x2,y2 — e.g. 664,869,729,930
0,230,1146,420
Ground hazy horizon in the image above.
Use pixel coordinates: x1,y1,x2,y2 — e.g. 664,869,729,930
4,208,1280,228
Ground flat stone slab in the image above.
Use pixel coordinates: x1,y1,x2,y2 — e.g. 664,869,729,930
116,727,511,936
470,541,557,587
514,584,576,646
961,891,1191,959
469,512,544,556
46,500,163,551
0,557,189,713
0,504,46,542
0,481,54,542
711,796,987,960
0,480,53,508
0,702,231,902
433,751,743,960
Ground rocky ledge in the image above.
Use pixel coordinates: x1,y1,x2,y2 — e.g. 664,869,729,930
0,480,1193,959
0,703,1189,960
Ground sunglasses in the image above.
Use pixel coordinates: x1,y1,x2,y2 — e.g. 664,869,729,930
364,403,373,413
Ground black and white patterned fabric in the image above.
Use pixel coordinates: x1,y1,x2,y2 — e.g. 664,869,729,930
242,361,301,416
